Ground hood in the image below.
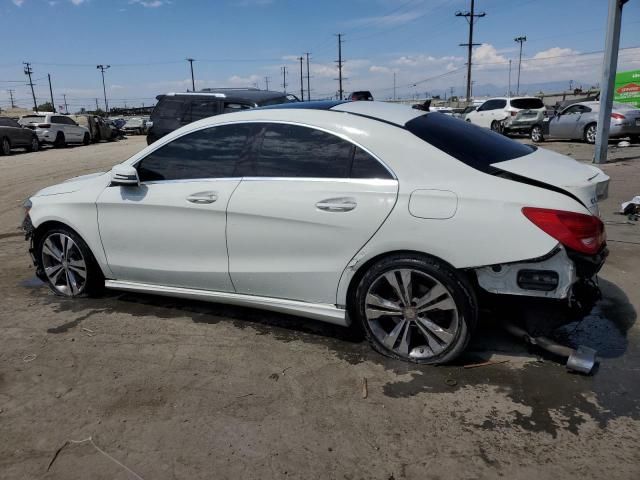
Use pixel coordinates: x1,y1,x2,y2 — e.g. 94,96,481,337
33,172,107,197
492,147,609,214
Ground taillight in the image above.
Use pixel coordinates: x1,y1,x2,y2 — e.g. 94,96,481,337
37,123,51,128
522,207,605,255
611,113,625,120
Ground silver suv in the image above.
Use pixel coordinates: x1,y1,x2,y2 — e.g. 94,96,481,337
19,114,91,147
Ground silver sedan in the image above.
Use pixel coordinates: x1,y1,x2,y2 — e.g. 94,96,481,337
530,101,640,144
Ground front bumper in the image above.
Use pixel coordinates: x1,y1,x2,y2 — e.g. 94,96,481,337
475,245,607,300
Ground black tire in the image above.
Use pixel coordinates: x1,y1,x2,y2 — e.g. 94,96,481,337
530,125,544,143
630,135,640,144
0,137,10,155
82,133,90,146
94,132,101,143
27,136,40,152
490,120,503,134
353,254,477,365
54,132,66,148
583,123,597,144
35,225,104,297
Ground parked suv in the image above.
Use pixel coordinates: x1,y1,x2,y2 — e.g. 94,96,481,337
465,97,546,134
0,116,40,155
147,88,298,144
19,114,90,147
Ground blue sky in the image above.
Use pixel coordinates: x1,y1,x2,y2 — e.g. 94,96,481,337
1,0,639,111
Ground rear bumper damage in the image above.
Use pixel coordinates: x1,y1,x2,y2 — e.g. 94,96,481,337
474,245,608,300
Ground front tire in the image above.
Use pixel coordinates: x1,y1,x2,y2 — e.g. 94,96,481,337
36,226,104,297
354,254,477,364
530,125,544,143
27,136,40,152
584,123,597,144
1,137,10,155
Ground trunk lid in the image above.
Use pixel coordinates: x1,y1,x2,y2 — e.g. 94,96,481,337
491,147,609,214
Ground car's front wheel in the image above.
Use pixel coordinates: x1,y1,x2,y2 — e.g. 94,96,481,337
27,136,39,152
584,123,597,144
530,125,544,143
36,226,104,297
1,137,11,155
354,254,476,364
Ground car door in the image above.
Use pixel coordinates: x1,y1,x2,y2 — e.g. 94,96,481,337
485,99,507,127
466,102,487,126
226,122,399,305
549,105,583,138
96,123,255,291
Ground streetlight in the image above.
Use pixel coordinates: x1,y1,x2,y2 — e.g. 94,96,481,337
96,64,111,115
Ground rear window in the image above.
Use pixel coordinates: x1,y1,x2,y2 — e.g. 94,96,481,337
154,98,185,119
405,113,535,173
19,116,46,124
510,98,544,110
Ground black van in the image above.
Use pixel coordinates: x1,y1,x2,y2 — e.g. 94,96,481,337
146,88,298,144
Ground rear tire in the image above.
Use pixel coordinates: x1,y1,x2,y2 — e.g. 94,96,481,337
35,225,104,297
82,133,90,146
27,136,40,152
54,132,66,148
630,135,640,144
491,120,503,134
353,254,477,365
584,123,597,144
1,137,10,155
530,125,544,143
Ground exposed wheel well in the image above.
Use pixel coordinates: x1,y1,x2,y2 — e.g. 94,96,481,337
344,250,468,312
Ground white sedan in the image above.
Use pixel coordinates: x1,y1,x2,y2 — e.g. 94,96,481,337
22,101,609,364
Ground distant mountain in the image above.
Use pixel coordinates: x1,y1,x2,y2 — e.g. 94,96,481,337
444,80,596,99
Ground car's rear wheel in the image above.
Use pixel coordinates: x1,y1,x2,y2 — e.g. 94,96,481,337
82,133,90,146
1,137,10,155
530,125,544,143
354,254,476,364
54,132,66,148
36,226,104,297
584,123,597,144
27,136,39,152
630,135,640,144
490,120,503,134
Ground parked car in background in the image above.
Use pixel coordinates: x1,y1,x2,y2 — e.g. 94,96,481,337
23,101,609,365
465,97,546,134
0,116,40,155
123,117,148,135
349,91,374,101
69,115,114,143
146,88,298,144
530,101,640,144
18,114,90,147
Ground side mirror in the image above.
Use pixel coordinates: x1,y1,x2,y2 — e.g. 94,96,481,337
111,164,139,186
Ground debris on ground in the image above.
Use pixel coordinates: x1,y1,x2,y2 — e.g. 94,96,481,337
463,359,510,369
23,354,36,363
362,377,368,399
621,196,640,215
617,140,631,148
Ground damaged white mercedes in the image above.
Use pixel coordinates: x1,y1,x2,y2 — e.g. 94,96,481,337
22,101,610,364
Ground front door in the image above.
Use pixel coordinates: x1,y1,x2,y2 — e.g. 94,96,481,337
227,123,398,304
97,123,254,291
549,105,583,138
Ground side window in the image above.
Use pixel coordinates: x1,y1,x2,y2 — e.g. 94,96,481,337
253,124,352,178
51,116,64,124
0,118,19,127
495,99,507,109
350,147,393,179
477,102,489,112
189,100,220,122
136,124,253,182
564,105,580,114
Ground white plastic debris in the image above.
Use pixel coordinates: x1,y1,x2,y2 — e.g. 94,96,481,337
618,140,631,147
621,195,640,213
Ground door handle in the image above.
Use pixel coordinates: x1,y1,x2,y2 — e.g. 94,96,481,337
316,197,357,212
186,191,218,204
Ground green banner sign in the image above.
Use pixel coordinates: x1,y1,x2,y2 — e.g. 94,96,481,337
614,69,640,107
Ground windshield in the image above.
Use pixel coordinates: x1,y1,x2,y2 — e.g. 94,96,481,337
405,113,535,174
19,116,46,125
510,98,544,110
125,118,143,126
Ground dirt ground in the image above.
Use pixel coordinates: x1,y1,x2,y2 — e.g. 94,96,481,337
1,136,639,480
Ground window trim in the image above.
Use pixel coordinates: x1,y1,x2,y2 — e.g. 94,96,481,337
133,120,397,184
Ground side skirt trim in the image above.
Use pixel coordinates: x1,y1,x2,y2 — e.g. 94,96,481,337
105,280,349,326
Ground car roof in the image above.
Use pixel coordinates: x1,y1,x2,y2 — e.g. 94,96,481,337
158,89,289,104
259,100,425,126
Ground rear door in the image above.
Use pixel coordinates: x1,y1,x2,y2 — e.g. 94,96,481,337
226,123,398,304
183,99,222,126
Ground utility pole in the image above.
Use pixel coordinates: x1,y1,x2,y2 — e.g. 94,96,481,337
508,59,512,96
514,36,526,95
455,0,485,103
95,98,99,112
8,89,15,108
62,94,68,114
335,34,344,100
264,76,270,90
47,74,56,113
23,62,38,113
594,0,628,164
393,72,397,101
299,56,304,100
96,65,110,115
281,66,288,93
305,52,311,101
186,58,195,92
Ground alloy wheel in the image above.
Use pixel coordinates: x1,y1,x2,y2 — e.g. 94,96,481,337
586,125,597,144
364,268,460,359
41,233,87,296
531,126,542,142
